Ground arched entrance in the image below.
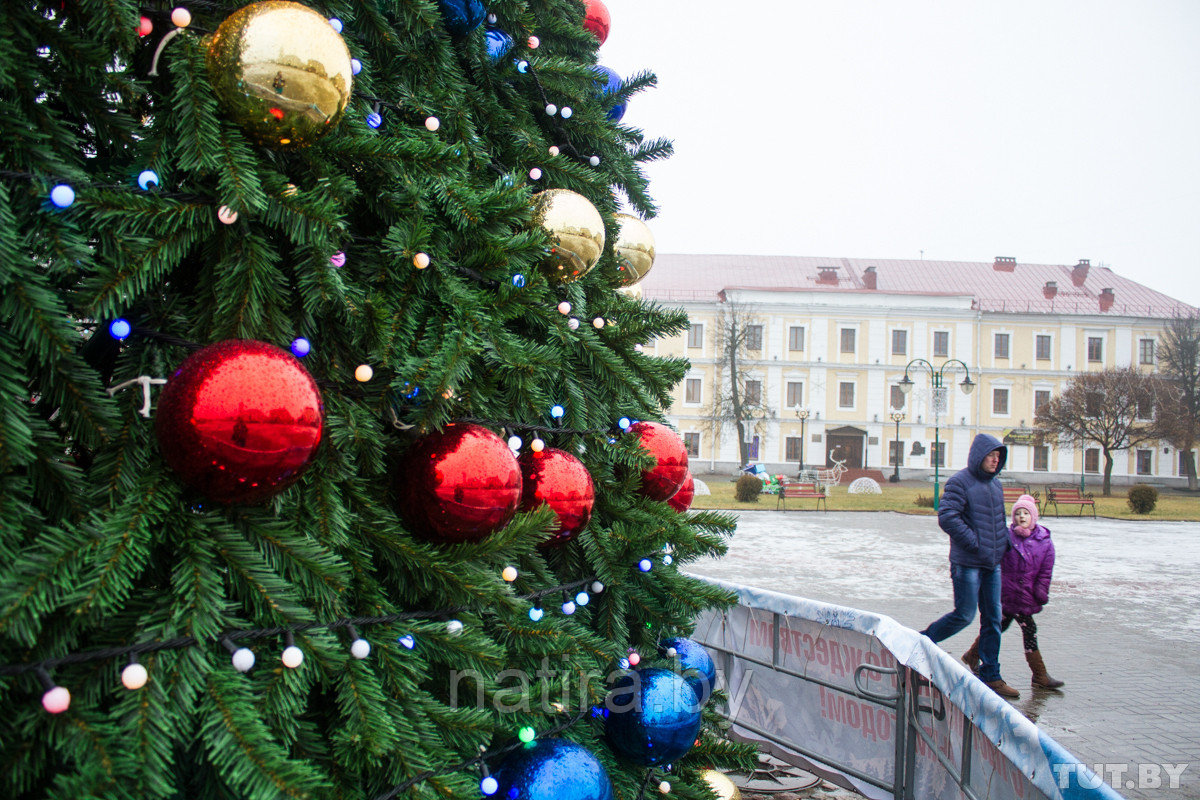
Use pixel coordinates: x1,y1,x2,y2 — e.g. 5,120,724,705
825,426,866,468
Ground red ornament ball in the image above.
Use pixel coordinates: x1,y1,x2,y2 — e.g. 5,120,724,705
518,447,595,546
630,421,688,501
666,472,695,513
155,340,323,504
396,423,522,543
582,0,610,44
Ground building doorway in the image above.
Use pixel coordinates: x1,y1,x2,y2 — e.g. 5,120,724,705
825,426,866,468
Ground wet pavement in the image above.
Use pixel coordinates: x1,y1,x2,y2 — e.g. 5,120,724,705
688,511,1200,799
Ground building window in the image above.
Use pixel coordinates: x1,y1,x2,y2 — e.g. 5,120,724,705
1136,449,1153,475
683,433,700,457
840,328,856,354
838,381,855,408
890,385,906,410
994,333,1010,359
785,437,802,461
745,324,763,351
748,435,760,461
892,329,907,356
1036,335,1052,360
685,378,701,404
933,331,950,358
1033,445,1049,471
743,379,762,405
788,326,805,351
1136,393,1153,420
786,381,804,408
993,388,1009,415
687,323,704,348
1084,392,1102,417
1085,448,1100,473
889,440,904,466
1087,336,1103,362
1139,339,1155,365
1034,390,1051,415
931,442,945,467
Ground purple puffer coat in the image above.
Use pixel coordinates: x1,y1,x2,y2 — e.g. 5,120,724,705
1000,525,1055,616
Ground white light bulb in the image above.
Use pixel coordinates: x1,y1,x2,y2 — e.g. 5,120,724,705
508,435,523,450
557,301,571,315
568,318,580,330
589,155,601,166
545,104,557,116
231,647,255,673
561,107,573,119
425,116,440,131
591,581,605,594
121,662,149,690
446,619,464,636
350,638,371,659
502,566,519,582
355,364,373,382
529,167,542,180
281,645,304,669
531,438,545,452
592,317,605,329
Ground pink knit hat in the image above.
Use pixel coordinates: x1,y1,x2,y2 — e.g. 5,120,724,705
1011,494,1039,527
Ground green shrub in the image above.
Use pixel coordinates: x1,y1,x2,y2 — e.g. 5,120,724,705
735,474,763,502
914,494,935,508
1127,484,1159,514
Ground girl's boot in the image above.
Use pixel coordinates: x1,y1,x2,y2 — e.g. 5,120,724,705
962,638,981,673
1026,650,1065,689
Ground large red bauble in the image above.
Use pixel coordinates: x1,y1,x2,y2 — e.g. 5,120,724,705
630,421,688,501
395,423,522,543
155,339,323,504
666,472,695,513
582,0,609,44
518,447,595,546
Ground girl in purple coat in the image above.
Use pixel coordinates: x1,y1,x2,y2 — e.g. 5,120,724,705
963,494,1065,689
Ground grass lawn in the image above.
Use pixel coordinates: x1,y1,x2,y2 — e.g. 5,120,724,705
688,477,1200,521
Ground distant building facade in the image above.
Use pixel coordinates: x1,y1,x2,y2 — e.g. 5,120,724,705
640,254,1197,486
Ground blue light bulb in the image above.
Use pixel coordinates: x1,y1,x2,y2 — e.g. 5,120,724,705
327,17,342,32
398,634,415,649
516,60,529,73
528,607,544,622
109,318,131,340
511,274,526,288
350,58,362,75
617,658,630,669
290,338,311,357
137,170,159,190
575,591,589,606
618,417,631,430
50,184,75,208
550,404,564,418
480,776,498,796
638,558,652,573
561,600,576,615
367,112,382,129
662,555,674,566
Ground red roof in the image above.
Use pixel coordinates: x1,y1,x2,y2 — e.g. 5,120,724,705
639,254,1193,317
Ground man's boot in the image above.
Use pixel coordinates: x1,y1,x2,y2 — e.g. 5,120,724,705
985,679,1021,699
1026,650,1065,689
961,638,981,673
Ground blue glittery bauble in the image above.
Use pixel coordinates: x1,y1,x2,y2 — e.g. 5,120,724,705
492,739,614,800
604,668,701,766
437,0,486,37
660,637,716,706
593,65,626,122
485,29,514,62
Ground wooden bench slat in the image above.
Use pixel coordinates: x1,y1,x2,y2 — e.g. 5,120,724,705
776,482,827,511
1044,485,1096,517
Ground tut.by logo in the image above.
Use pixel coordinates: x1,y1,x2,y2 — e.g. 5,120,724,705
1051,762,1189,790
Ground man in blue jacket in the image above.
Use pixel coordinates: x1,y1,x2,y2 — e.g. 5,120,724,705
920,433,1021,699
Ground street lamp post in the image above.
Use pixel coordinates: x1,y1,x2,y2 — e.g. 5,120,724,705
889,410,905,483
795,408,809,474
899,358,975,509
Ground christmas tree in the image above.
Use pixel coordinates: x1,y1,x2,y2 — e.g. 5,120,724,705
0,0,752,797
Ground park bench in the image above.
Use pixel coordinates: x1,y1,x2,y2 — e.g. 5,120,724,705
1002,485,1040,512
776,482,827,511
1044,485,1096,517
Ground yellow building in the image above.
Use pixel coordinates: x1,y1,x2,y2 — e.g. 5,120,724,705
640,254,1196,487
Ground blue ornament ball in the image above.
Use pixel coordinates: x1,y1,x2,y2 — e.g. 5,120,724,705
437,0,485,37
593,65,626,122
485,29,514,62
660,637,716,706
492,738,614,800
604,667,701,766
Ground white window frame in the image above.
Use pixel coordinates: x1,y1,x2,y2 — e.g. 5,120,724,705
687,323,704,349
788,325,806,352
891,327,908,356
684,377,702,406
932,329,951,358
838,380,857,410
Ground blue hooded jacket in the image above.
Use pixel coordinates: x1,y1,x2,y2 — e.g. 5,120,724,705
937,433,1010,568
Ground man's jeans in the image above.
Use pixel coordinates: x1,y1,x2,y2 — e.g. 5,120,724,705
921,563,1004,682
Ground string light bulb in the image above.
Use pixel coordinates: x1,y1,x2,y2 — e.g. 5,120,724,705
413,252,430,269
170,7,191,27
575,590,590,606
568,318,580,330
557,301,571,315
425,116,440,132
355,364,373,382
517,726,536,743
507,435,523,451
281,632,304,668
502,566,519,582
627,651,641,666
49,184,75,208
528,35,540,48
528,605,544,622
548,145,560,156
290,338,311,357
231,647,255,673
529,167,542,180
530,438,545,452
330,251,346,268
137,170,159,190
121,659,149,690
591,581,605,594
138,16,153,36
561,107,573,119
592,317,605,329
638,558,652,572
350,58,362,75
350,637,370,659
446,619,464,636
545,104,557,116
589,155,601,166
398,634,416,649
367,111,382,129
550,404,564,419
109,318,131,340
327,17,342,32
511,274,526,288
217,205,238,224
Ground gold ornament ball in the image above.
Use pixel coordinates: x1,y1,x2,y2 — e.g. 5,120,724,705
613,213,656,286
206,1,353,148
532,189,606,283
700,770,741,800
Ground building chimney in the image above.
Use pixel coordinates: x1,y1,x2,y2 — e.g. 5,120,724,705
993,256,1016,272
1071,258,1090,286
1043,280,1057,299
862,266,877,290
1099,287,1114,312
817,267,839,285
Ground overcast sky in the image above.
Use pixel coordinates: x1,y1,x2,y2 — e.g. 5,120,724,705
596,0,1200,308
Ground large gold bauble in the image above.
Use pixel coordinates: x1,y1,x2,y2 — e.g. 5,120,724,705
613,213,656,286
700,770,742,800
206,1,353,148
532,189,606,283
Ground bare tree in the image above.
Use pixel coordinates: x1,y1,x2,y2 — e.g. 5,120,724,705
1154,312,1200,490
707,294,776,468
1034,367,1160,496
